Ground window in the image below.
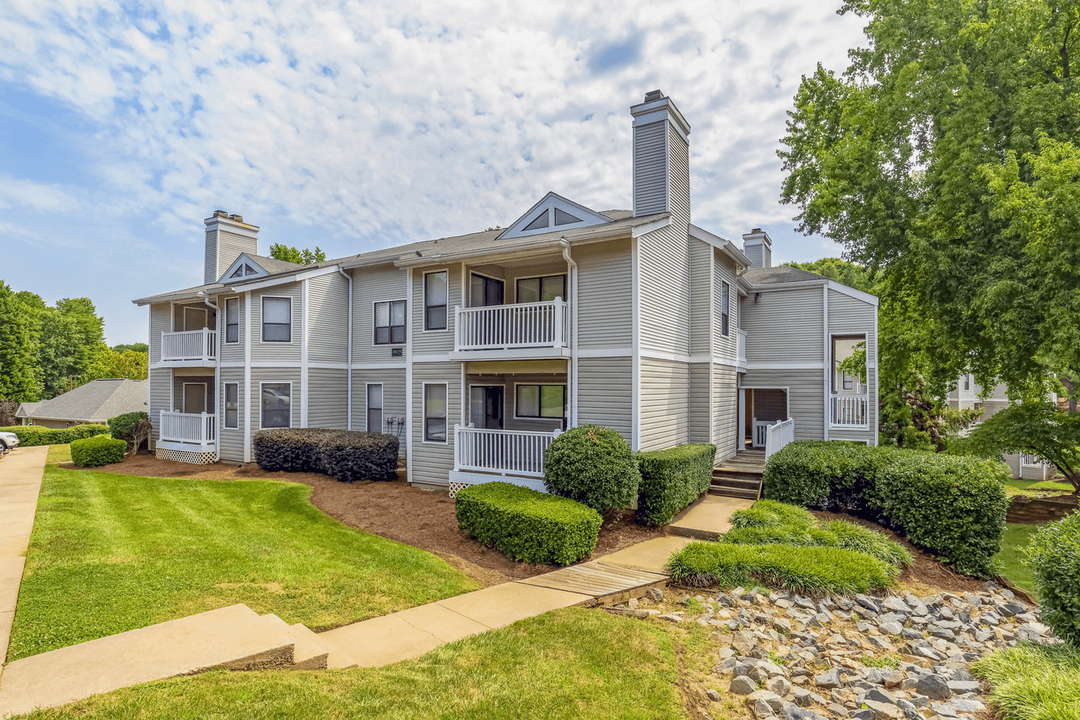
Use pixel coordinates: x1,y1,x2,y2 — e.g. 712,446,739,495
424,271,448,330
224,383,239,429
516,274,566,303
225,298,239,344
964,375,970,391
721,280,730,337
516,384,566,419
374,301,406,344
424,384,447,442
262,297,291,342
367,384,383,433
261,382,291,428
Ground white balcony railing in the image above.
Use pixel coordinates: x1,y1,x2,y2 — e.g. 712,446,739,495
737,328,747,366
159,411,216,447
831,394,870,428
455,298,569,352
765,418,795,459
453,425,561,477
161,329,217,363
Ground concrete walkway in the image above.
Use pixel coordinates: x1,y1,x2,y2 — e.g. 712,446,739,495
0,447,48,669
668,493,755,540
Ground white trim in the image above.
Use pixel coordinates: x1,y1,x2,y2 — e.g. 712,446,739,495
243,291,252,463
511,382,567,422
421,381,449,445
744,362,825,370
413,353,453,363
220,361,350,369
468,382,508,428
351,362,407,370
823,285,829,442
576,348,634,359
631,235,640,451
301,279,309,428
259,295,294,345
372,298,408,347
259,380,293,430
219,253,269,283
182,382,208,414
562,243,579,428
708,242,716,449
365,382,384,433
497,192,612,241
183,306,208,332
421,268,451,333
146,309,152,445
826,280,880,307
630,216,672,238
406,269,414,484
641,348,691,363
223,296,240,344
689,224,753,267
225,264,341,292
223,382,240,429
343,268,353,430
873,302,879,446
204,218,259,240
169,301,175,333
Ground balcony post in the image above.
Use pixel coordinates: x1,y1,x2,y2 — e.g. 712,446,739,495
553,296,563,347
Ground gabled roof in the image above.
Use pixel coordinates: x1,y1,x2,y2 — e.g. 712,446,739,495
742,265,828,286
497,192,614,240
16,379,148,423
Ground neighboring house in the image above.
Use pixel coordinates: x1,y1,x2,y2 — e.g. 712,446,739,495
134,90,879,492
16,379,148,429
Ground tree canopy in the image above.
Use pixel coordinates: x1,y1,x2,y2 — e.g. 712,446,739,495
783,258,877,293
270,243,326,265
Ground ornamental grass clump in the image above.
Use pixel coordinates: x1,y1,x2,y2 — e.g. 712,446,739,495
972,643,1080,720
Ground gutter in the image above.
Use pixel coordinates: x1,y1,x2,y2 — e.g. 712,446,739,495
561,240,579,428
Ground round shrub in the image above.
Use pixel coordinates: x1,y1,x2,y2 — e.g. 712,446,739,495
543,425,641,515
1025,512,1080,646
70,435,127,467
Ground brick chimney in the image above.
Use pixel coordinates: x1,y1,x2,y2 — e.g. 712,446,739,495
629,90,691,221
204,211,259,284
742,228,772,269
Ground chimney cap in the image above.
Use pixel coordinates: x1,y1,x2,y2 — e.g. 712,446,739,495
213,209,228,218
230,214,243,223
742,228,772,246
643,89,664,103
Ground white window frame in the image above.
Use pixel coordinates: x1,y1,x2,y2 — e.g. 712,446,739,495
259,381,293,430
260,295,293,344
513,382,567,421
224,297,240,345
422,269,450,333
422,382,448,444
514,273,567,304
223,382,239,429
373,299,407,346
720,280,730,337
366,382,384,433
830,332,868,395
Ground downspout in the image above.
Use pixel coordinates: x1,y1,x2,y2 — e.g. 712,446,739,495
337,267,353,430
198,292,221,462
561,240,578,427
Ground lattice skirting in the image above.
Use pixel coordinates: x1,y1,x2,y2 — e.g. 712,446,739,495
156,447,217,465
447,481,472,499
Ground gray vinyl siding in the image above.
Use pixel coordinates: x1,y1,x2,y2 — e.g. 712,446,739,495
307,368,348,429
149,303,171,364
688,363,711,443
576,239,632,350
639,357,689,451
742,369,824,441
690,240,712,357
354,264,408,365
577,357,632,442
219,294,244,364
218,368,245,462
828,288,879,443
204,230,218,285
633,120,668,216
352,368,406,455
250,368,302,431
713,364,738,462
639,224,690,355
308,274,349,363
206,229,257,284
668,122,690,222
412,266,462,356
713,248,739,361
410,361,461,487
251,283,302,363
742,287,824,364
148,368,170,447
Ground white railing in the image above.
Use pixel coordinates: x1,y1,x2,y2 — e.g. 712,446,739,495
831,394,870,427
159,411,216,446
161,329,217,362
765,418,795,459
455,298,569,352
453,425,562,477
737,328,746,366
753,420,772,448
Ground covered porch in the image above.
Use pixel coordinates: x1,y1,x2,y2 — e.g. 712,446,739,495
154,369,217,464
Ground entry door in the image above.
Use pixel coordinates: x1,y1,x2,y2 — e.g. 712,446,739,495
470,274,504,307
469,386,504,429
184,383,207,414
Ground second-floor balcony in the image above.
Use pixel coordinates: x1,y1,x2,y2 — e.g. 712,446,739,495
451,298,571,360
831,394,870,429
160,329,217,366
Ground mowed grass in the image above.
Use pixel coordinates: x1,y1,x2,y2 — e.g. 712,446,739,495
972,643,1080,720
1003,477,1074,498
12,608,686,720
9,467,480,661
994,523,1039,596
45,444,71,464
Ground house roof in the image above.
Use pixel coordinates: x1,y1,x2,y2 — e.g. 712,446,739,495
742,265,829,286
246,254,305,275
16,379,148,424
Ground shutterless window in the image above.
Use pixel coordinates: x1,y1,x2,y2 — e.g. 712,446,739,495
367,384,383,433
424,272,448,330
261,383,291,428
516,384,565,419
262,297,291,342
374,301,406,344
516,275,566,303
964,375,970,391
721,281,730,337
424,384,447,442
224,383,239,429
225,298,239,344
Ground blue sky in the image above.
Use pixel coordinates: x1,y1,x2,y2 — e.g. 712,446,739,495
1,0,866,345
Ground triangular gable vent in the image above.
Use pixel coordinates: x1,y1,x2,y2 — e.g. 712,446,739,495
498,192,611,240
220,254,270,283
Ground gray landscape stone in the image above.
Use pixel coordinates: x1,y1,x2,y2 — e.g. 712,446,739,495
863,699,902,719
731,675,757,695
866,687,896,705
767,676,791,697
733,629,758,653
947,680,980,693
815,668,843,688
916,673,952,700
878,620,903,636
706,688,722,702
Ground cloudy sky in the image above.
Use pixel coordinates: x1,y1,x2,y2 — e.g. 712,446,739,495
1,0,866,345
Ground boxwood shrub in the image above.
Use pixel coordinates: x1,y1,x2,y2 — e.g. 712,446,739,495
543,425,641,515
0,424,110,446
763,441,1009,577
637,443,716,526
456,482,601,565
252,428,398,482
1025,512,1080,646
70,435,127,467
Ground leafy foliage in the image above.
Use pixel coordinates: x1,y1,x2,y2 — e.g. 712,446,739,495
107,411,151,453
1024,512,1080,646
455,482,601,565
252,428,399,482
971,401,1080,492
0,281,38,401
543,425,641,516
0,424,110,446
783,258,876,293
70,435,127,467
269,243,326,265
636,443,715,526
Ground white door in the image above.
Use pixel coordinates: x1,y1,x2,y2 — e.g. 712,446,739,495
183,383,207,414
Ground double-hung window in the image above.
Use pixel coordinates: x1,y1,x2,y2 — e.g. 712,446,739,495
261,382,291,429
367,384,384,433
262,297,291,342
424,271,448,330
225,298,239,344
720,280,730,337
374,301,406,344
515,384,566,420
424,384,447,442
224,383,239,429
516,275,566,303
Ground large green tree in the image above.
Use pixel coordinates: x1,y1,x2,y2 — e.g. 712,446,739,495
269,243,325,265
0,282,39,401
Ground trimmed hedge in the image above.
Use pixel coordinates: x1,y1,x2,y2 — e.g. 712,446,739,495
252,428,399,482
70,435,127,467
1025,512,1080,646
666,541,898,594
544,425,641,515
637,443,716,526
0,424,110,446
763,441,1009,577
456,482,601,565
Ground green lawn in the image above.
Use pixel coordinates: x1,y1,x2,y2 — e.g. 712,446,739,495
994,523,1039,596
8,467,480,661
12,609,686,720
1003,477,1074,498
45,444,71,464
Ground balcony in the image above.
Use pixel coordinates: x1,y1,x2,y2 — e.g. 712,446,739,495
737,328,747,369
450,298,571,360
157,411,216,454
831,394,870,429
448,425,562,494
160,329,217,367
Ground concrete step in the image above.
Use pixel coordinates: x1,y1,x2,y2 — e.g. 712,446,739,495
0,604,294,717
710,475,762,490
291,624,358,669
707,485,761,501
256,615,329,670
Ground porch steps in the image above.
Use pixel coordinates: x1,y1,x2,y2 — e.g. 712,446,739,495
708,450,766,501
